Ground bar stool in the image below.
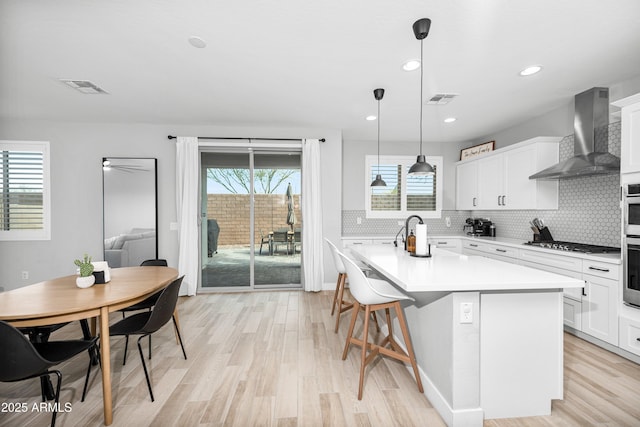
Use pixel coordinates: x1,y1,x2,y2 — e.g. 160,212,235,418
337,251,423,400
325,239,354,332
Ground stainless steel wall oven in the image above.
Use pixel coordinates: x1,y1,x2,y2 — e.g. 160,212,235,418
624,184,640,307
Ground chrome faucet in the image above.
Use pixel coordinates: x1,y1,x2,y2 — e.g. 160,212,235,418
404,215,424,251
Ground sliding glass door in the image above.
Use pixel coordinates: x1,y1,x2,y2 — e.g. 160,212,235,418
199,148,301,290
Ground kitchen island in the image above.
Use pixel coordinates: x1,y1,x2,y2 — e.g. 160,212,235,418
349,244,585,426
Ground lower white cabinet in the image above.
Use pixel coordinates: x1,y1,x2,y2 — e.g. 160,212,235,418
520,249,620,346
582,272,619,346
619,316,640,357
563,297,582,330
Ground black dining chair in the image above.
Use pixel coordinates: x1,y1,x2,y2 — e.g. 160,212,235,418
108,276,187,402
0,321,99,427
117,259,185,364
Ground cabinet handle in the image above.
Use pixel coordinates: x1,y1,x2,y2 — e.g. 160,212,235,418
502,195,506,206
588,266,610,273
582,287,587,297
497,195,502,206
470,244,478,247
496,248,507,253
473,197,477,206
437,241,447,245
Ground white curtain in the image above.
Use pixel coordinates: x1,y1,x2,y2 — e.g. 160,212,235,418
302,138,324,292
175,136,199,296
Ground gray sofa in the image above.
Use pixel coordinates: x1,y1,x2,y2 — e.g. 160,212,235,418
104,228,156,268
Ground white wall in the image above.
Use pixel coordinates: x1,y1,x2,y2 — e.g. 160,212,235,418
0,120,341,291
468,75,640,149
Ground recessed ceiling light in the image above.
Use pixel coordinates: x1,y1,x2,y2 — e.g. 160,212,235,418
520,65,542,76
188,36,207,48
444,117,456,123
402,59,421,71
366,115,377,121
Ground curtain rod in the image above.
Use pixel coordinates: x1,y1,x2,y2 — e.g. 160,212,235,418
167,135,325,142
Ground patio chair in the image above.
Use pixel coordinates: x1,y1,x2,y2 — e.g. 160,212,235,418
259,230,272,255
272,229,290,255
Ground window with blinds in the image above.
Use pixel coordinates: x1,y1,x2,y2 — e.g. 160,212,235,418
366,155,442,219
0,141,50,240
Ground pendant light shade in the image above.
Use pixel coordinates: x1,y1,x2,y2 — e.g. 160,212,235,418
371,88,387,187
408,18,435,176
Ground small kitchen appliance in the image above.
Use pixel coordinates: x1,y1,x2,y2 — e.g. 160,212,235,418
465,218,493,236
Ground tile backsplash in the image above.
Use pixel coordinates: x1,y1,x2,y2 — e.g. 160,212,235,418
343,122,622,247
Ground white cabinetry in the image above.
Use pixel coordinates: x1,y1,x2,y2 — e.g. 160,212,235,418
619,316,640,357
612,92,640,174
581,261,619,345
429,237,461,253
455,161,478,210
462,240,518,262
456,137,561,210
519,247,620,346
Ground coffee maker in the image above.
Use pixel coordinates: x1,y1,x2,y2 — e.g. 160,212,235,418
465,218,494,236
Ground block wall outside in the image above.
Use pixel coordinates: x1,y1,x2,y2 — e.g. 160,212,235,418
207,194,302,246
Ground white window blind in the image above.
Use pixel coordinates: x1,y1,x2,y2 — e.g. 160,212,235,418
366,155,442,219
0,141,51,240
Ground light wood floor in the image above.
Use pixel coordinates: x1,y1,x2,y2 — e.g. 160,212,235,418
1,290,640,427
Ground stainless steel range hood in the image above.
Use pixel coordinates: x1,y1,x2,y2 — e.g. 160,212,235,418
529,87,619,180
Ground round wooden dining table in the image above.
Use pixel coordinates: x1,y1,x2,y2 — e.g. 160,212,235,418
0,266,179,426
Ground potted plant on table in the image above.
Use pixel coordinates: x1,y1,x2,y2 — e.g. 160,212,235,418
74,254,95,288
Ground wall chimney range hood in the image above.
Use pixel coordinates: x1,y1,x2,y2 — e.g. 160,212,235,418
529,87,619,180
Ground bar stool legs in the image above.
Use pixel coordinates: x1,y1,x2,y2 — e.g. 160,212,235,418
342,300,423,400
331,272,353,332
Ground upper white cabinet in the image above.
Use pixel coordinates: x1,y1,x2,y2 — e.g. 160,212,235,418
455,161,479,210
612,92,640,174
456,137,561,210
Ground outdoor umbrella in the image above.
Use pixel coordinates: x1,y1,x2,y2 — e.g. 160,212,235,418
286,183,296,232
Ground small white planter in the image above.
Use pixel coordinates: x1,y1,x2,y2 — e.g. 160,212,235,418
76,275,96,289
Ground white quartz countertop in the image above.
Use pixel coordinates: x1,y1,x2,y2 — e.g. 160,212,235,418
349,244,585,293
343,234,622,264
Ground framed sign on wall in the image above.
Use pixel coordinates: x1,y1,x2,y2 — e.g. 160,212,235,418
460,141,495,161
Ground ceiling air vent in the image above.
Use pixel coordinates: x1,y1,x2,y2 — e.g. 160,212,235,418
60,79,109,94
426,93,458,105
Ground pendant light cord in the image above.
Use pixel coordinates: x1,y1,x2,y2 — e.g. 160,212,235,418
419,38,423,156
377,97,381,174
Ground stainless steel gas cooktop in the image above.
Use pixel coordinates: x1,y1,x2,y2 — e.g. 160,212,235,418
523,240,621,254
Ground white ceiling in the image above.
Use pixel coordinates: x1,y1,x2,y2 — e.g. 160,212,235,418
2,0,640,144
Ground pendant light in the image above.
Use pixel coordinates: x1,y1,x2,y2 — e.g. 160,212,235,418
371,88,387,187
408,18,435,176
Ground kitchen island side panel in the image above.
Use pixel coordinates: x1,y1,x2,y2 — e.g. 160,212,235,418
480,290,564,419
402,292,483,426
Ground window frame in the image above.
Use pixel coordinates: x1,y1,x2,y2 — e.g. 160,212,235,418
0,140,51,241
364,154,443,219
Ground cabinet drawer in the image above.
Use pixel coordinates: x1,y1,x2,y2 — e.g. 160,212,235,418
462,240,517,259
520,259,584,301
371,239,395,246
342,239,372,248
582,260,620,280
462,240,486,253
519,249,583,273
486,243,518,259
619,316,640,357
429,238,461,252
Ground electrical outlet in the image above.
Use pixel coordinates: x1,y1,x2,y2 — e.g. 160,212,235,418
460,302,473,323
21,271,29,280
357,217,362,225
445,216,451,227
